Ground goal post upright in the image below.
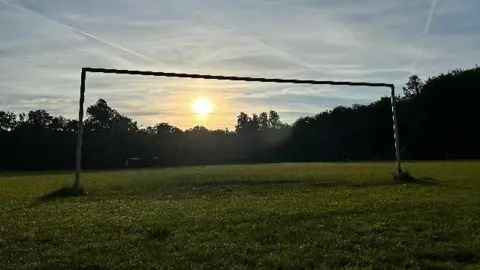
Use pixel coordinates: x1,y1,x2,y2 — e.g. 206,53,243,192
74,68,86,192
390,85,402,177
73,67,403,191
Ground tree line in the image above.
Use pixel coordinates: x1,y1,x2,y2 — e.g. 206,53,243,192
1,66,479,170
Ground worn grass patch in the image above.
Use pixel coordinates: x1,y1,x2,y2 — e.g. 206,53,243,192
1,162,480,269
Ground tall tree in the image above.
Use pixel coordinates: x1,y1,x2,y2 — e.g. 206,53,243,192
402,74,424,98
259,112,269,130
0,111,17,131
249,114,260,132
268,110,281,129
86,99,117,131
49,116,68,131
148,122,181,136
27,110,53,128
235,112,251,133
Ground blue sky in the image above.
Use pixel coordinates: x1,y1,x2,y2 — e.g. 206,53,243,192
1,0,479,129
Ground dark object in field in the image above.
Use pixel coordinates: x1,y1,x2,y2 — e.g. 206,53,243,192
39,186,87,201
395,170,437,184
396,170,416,182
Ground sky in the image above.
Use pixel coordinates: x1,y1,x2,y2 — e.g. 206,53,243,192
1,0,479,130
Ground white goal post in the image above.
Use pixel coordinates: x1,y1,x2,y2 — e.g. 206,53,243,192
73,67,402,191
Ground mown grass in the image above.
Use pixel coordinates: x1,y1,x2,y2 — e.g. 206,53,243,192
1,162,480,269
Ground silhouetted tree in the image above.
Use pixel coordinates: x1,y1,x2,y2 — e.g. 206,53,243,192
0,111,17,131
259,112,269,130
85,99,117,131
235,112,250,133
250,114,260,132
268,110,281,129
27,110,53,128
402,74,424,98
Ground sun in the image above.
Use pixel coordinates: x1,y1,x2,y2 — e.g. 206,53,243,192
191,97,213,115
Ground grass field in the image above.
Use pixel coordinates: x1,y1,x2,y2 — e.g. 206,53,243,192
1,162,480,269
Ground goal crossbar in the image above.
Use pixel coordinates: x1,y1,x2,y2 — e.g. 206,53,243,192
83,67,394,88
74,67,402,189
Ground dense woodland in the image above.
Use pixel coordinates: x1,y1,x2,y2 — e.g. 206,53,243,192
1,66,479,170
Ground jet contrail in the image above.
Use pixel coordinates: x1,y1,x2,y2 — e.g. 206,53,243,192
251,37,321,73
423,0,439,35
411,0,439,73
2,0,164,66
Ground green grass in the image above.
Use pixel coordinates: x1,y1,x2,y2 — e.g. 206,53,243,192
1,162,480,269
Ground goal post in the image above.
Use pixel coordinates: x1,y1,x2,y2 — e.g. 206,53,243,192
73,67,402,191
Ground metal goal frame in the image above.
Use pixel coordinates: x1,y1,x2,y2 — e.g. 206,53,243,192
73,67,402,189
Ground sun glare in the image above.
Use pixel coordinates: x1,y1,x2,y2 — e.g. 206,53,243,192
191,97,213,115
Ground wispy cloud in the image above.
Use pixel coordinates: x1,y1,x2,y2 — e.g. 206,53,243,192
244,34,321,74
0,0,479,129
1,0,165,68
411,0,440,74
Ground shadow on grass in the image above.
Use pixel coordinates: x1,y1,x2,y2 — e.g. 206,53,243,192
149,177,440,200
146,227,171,241
22,187,86,209
195,180,302,188
397,170,438,185
406,177,438,186
26,187,89,208
190,178,438,190
0,170,72,178
28,176,439,207
38,187,88,202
